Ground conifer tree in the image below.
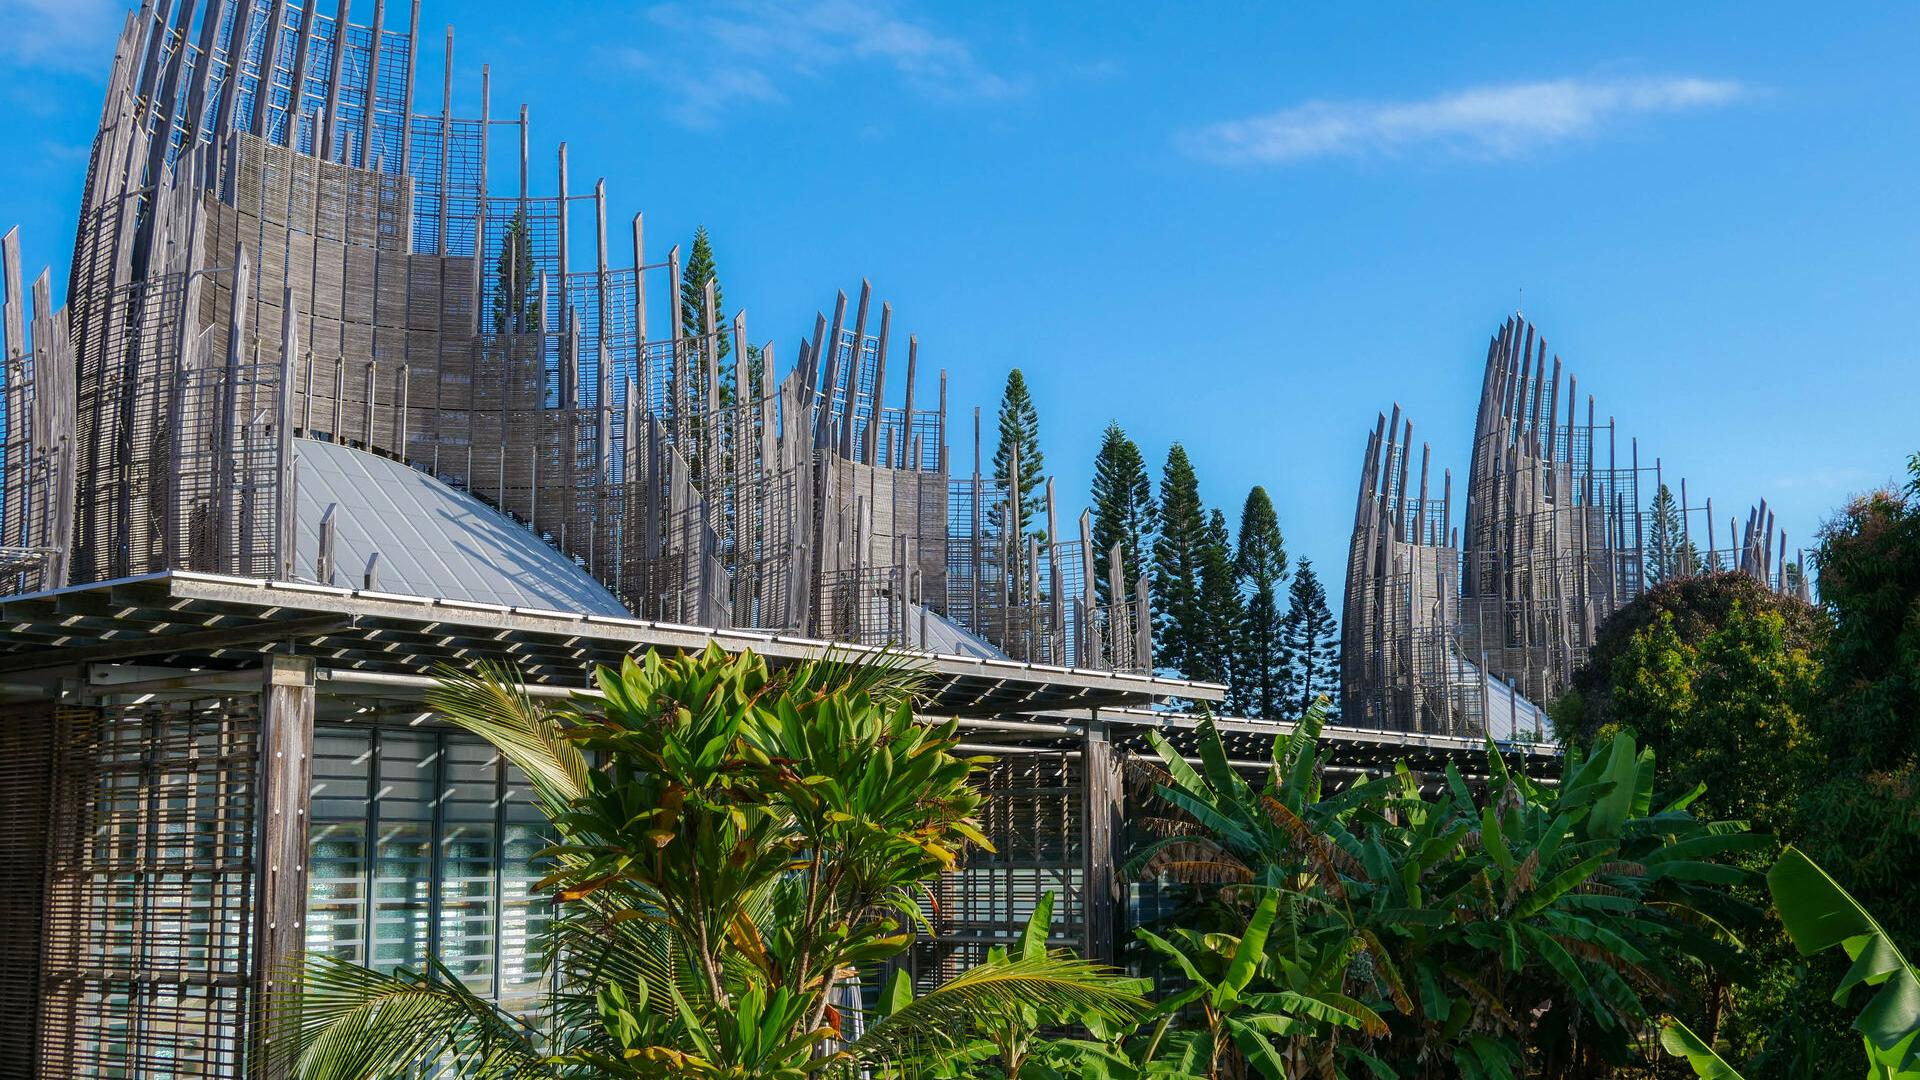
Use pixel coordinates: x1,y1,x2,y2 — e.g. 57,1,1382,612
992,369,1047,546
1228,486,1288,718
679,226,727,360
1151,443,1207,680
492,210,541,336
1194,508,1242,687
676,227,732,435
1090,422,1155,606
1279,558,1341,719
1645,483,1688,585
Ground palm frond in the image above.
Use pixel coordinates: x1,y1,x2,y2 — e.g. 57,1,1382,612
841,954,1147,1069
547,900,701,1024
426,660,588,811
287,955,551,1079
778,646,932,710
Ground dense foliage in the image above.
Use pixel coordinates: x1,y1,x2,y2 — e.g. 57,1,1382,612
288,647,1142,1078
1555,451,1920,1076
1045,711,1765,1079
1194,508,1241,686
1555,573,1825,831
1663,846,1920,1080
1802,455,1920,931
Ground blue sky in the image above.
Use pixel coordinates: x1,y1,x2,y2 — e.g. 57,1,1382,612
2,0,1916,584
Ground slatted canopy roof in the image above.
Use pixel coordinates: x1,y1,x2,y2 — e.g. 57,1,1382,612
952,706,1561,778
0,571,1222,718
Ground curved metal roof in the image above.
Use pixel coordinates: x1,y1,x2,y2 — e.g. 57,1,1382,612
291,439,629,616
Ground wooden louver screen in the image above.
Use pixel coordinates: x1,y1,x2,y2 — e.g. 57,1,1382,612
36,699,261,1077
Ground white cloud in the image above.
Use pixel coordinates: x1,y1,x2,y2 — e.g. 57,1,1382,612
0,0,122,73
1183,76,1746,165
619,0,1017,127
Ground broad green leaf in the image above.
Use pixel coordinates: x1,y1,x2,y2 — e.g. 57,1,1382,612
882,968,913,1017
1769,846,1920,1071
1214,891,1279,1009
1226,1017,1289,1080
1659,1017,1748,1079
1586,734,1639,839
1020,890,1057,961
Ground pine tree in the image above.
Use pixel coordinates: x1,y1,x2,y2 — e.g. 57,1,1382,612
492,210,541,336
680,226,728,360
1193,508,1242,687
1645,483,1687,585
1279,559,1341,719
992,369,1047,546
1151,443,1207,680
1090,422,1155,607
745,343,765,401
1228,486,1287,718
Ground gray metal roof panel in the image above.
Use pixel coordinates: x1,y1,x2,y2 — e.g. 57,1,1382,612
291,439,629,617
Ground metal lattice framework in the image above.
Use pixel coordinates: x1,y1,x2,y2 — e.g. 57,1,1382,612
0,0,1152,675
1343,315,1809,736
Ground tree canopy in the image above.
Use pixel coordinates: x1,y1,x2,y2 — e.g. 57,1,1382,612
1798,454,1920,954
1556,572,1826,831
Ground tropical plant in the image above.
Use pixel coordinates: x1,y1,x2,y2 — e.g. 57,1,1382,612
1115,706,1764,1078
1645,484,1699,586
681,225,728,360
285,645,1144,1078
861,891,1149,1080
493,209,542,336
1662,845,1920,1080
1131,889,1388,1079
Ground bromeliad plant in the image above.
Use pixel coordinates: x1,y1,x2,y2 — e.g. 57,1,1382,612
1115,706,1766,1079
286,645,1144,1078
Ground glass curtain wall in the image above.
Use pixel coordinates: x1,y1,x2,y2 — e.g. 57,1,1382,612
307,724,551,1010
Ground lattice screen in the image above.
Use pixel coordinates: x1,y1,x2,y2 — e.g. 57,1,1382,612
38,698,262,1078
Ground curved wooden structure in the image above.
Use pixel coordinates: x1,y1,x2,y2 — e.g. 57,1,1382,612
1342,316,1803,736
0,4,1177,1075
0,0,1148,674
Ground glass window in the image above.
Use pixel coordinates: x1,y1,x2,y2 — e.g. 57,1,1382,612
306,725,552,1008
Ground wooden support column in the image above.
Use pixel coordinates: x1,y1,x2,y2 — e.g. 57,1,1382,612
251,654,315,1079
1081,715,1124,964
359,0,386,166
839,282,871,460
